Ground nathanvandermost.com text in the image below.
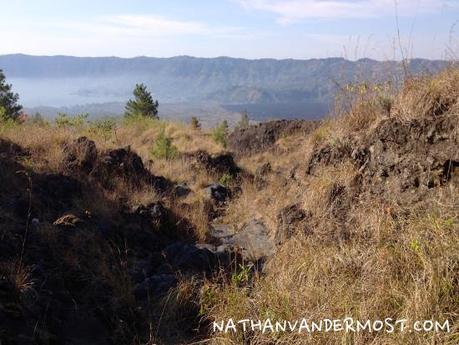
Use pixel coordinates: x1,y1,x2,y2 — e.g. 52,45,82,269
213,318,452,334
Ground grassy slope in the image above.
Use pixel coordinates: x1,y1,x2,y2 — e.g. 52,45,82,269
202,69,459,345
0,69,458,344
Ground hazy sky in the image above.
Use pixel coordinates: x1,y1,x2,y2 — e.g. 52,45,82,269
1,0,459,59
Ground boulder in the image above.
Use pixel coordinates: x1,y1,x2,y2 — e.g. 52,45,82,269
94,146,145,181
187,150,241,176
207,220,276,262
204,184,231,203
135,202,170,230
208,224,235,244
305,115,459,205
229,120,320,156
89,146,172,193
275,204,311,245
62,137,97,173
226,220,276,261
150,175,173,194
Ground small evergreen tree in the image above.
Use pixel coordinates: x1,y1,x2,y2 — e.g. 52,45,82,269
212,120,229,148
0,70,22,121
237,111,249,129
150,128,178,160
125,83,159,119
190,116,201,130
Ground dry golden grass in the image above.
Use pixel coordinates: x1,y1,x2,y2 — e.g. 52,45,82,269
202,177,458,345
0,116,226,253
196,69,459,345
392,68,459,121
0,115,223,205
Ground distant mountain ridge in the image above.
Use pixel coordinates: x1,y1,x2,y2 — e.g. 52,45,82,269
0,54,449,106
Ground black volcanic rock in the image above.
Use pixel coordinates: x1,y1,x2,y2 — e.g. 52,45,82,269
229,120,320,155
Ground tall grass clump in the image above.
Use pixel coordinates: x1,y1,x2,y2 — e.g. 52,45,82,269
123,112,159,128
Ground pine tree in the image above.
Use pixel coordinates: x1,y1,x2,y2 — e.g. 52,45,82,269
0,69,22,121
150,128,178,160
125,83,159,119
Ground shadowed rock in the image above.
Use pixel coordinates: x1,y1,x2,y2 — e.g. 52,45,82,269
61,137,173,194
185,150,242,177
229,119,320,156
204,184,231,203
62,136,98,173
174,183,192,198
162,242,228,272
135,202,170,231
0,138,28,159
306,115,459,204
134,274,178,299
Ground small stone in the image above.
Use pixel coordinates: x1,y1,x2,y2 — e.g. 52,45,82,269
174,184,191,198
204,184,231,203
53,214,83,227
208,224,235,242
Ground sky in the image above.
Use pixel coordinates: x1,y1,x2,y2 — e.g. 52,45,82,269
1,0,459,60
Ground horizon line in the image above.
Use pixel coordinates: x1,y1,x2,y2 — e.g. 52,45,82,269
0,52,451,63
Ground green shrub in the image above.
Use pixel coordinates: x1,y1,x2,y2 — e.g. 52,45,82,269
89,118,116,141
55,112,89,128
218,173,233,186
212,120,229,148
150,129,178,160
231,264,251,286
0,106,18,130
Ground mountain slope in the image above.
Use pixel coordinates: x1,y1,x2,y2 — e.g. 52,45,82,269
0,54,448,106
